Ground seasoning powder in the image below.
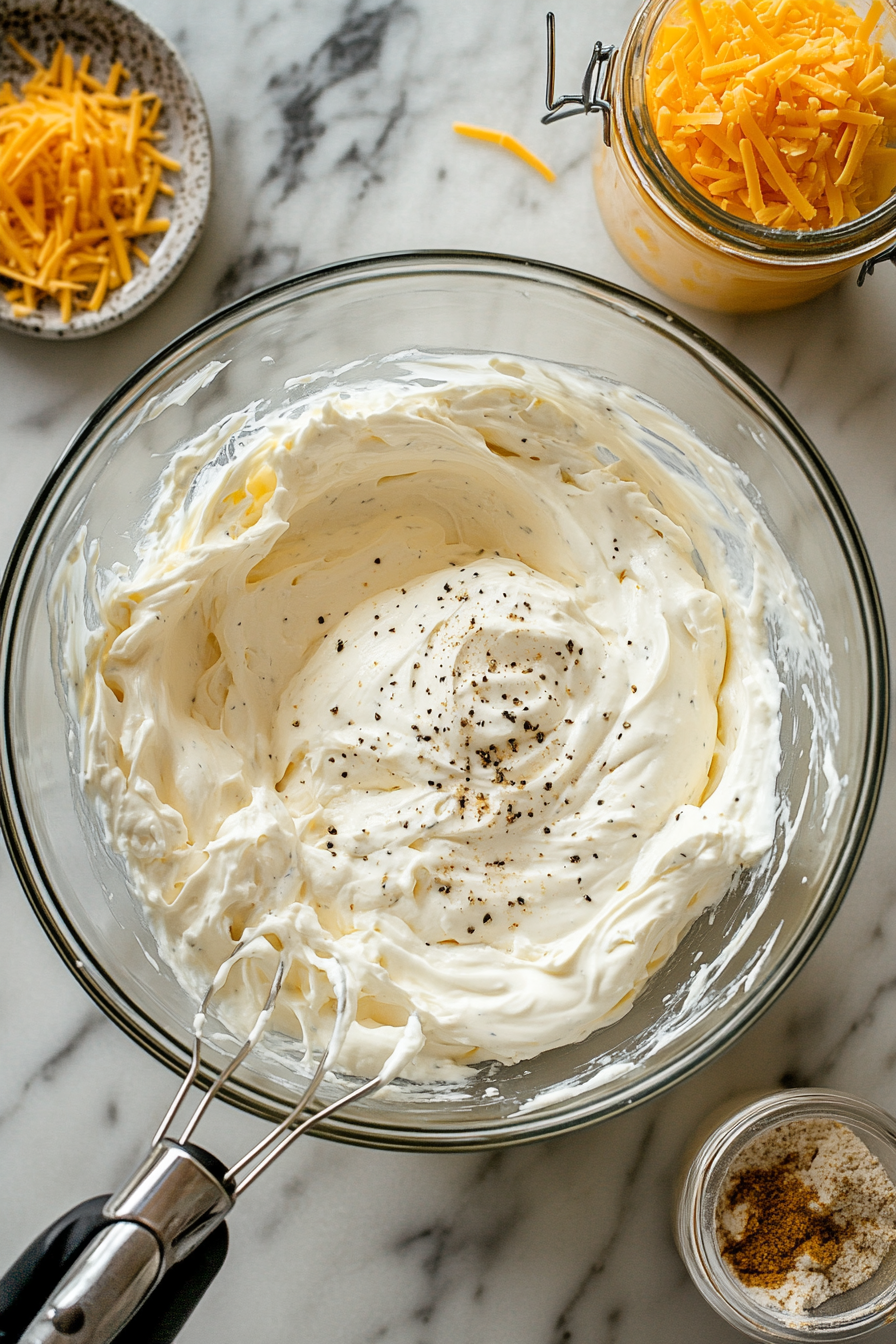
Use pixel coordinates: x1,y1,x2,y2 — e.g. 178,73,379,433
717,1119,896,1313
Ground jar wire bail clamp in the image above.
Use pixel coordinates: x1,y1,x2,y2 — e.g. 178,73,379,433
541,12,615,145
858,240,896,285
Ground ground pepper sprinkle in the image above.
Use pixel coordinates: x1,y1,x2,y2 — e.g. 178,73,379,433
717,1119,896,1313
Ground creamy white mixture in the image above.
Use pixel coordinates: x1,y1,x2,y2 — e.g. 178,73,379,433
62,354,806,1082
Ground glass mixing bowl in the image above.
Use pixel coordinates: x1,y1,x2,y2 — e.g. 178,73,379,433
0,252,886,1151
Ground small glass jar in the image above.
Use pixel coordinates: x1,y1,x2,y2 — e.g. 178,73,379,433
675,1089,896,1340
579,0,896,312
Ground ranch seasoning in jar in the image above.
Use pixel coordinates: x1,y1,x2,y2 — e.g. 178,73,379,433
675,1090,896,1340
717,1118,896,1313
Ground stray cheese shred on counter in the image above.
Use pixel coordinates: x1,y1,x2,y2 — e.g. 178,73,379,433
645,0,896,228
0,37,180,322
453,122,556,181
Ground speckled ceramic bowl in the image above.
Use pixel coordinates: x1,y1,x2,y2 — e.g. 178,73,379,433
0,0,212,339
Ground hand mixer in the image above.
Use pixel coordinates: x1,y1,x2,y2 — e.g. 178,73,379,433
0,937,423,1344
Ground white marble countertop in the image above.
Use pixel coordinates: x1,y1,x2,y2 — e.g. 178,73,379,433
2,2,896,1340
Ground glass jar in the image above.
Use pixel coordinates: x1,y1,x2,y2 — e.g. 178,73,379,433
675,1089,896,1340
572,0,896,312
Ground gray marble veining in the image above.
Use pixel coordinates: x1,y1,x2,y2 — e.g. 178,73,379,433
1,2,896,1342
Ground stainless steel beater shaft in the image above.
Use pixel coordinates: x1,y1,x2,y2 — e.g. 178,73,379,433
11,939,408,1344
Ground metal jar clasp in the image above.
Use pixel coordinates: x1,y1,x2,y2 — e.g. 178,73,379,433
542,12,616,146
858,242,896,285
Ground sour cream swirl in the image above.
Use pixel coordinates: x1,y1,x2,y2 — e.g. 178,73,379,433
65,355,798,1082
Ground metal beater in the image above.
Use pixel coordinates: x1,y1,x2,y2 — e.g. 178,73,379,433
6,937,421,1344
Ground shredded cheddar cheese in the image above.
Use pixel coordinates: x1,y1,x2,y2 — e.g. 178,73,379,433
645,0,896,229
0,37,180,322
453,122,556,181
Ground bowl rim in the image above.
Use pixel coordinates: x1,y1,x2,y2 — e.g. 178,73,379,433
0,249,888,1150
0,0,213,340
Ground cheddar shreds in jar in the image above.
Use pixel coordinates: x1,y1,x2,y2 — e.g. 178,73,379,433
645,0,896,229
587,0,896,310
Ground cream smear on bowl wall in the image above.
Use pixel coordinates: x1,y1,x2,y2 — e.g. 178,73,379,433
54,353,837,1091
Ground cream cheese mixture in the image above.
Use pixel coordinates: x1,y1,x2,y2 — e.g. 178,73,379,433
61,354,810,1082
